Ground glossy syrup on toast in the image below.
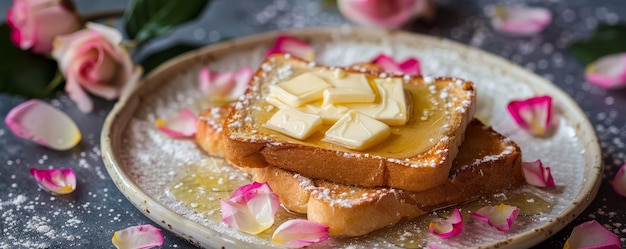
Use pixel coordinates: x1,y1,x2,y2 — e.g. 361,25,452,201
221,54,476,192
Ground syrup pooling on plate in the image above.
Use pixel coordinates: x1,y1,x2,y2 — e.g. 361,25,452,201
168,158,250,217
459,191,552,217
168,158,306,229
382,191,551,248
251,209,308,241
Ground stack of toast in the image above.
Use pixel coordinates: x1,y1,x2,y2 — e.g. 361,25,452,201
195,54,526,237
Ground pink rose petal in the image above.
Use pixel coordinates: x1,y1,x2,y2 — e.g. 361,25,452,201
398,57,421,75
564,220,621,249
337,0,419,29
29,168,76,195
220,182,280,234
612,163,626,197
585,53,626,89
272,219,330,248
220,199,262,234
199,66,252,102
232,67,253,98
522,159,555,187
53,22,135,113
472,203,520,231
65,75,94,113
111,224,163,249
490,5,552,36
266,35,314,61
4,100,81,150
155,109,197,138
372,53,421,75
200,68,233,97
429,207,463,238
507,95,552,135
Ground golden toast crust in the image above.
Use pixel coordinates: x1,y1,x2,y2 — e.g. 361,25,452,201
252,120,524,237
221,55,476,192
194,81,524,238
195,106,233,158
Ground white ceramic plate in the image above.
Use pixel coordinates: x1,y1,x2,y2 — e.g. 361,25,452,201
102,28,602,249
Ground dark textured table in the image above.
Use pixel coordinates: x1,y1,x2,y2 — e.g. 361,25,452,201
1,0,625,248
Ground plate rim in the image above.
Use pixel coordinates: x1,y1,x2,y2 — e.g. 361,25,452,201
101,27,603,249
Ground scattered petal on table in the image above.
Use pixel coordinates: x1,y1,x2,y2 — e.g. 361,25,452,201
507,95,552,136
111,224,163,249
585,52,626,89
199,66,253,102
266,35,314,61
472,203,519,231
4,100,81,150
155,109,197,138
429,207,463,238
490,5,552,36
372,53,421,75
612,163,626,197
29,168,76,195
220,182,280,234
272,219,330,248
563,220,621,249
522,159,555,187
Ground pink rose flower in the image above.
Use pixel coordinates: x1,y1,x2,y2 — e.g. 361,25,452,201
337,0,436,29
52,22,140,113
7,0,82,54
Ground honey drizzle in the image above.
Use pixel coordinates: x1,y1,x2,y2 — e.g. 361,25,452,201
254,82,447,158
168,158,251,220
168,158,306,230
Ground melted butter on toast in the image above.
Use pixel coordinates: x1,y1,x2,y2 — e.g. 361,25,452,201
244,61,471,159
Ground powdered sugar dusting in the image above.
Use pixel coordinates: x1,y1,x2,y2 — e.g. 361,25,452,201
1,194,85,248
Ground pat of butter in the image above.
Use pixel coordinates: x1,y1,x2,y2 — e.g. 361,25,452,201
323,88,376,105
345,78,408,126
269,72,332,107
266,96,347,124
317,104,350,124
323,110,391,150
317,71,375,105
266,95,288,109
264,107,323,140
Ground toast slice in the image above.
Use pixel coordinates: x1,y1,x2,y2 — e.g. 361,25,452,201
197,108,524,237
252,119,524,237
221,54,476,192
196,105,234,158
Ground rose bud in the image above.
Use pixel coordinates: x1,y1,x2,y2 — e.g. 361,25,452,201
52,22,140,113
7,0,82,54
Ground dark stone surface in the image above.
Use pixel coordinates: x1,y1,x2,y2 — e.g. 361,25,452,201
1,0,625,248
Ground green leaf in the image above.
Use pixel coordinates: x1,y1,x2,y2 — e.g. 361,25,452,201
568,24,626,65
139,43,200,73
321,0,338,9
0,23,60,98
124,0,211,44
